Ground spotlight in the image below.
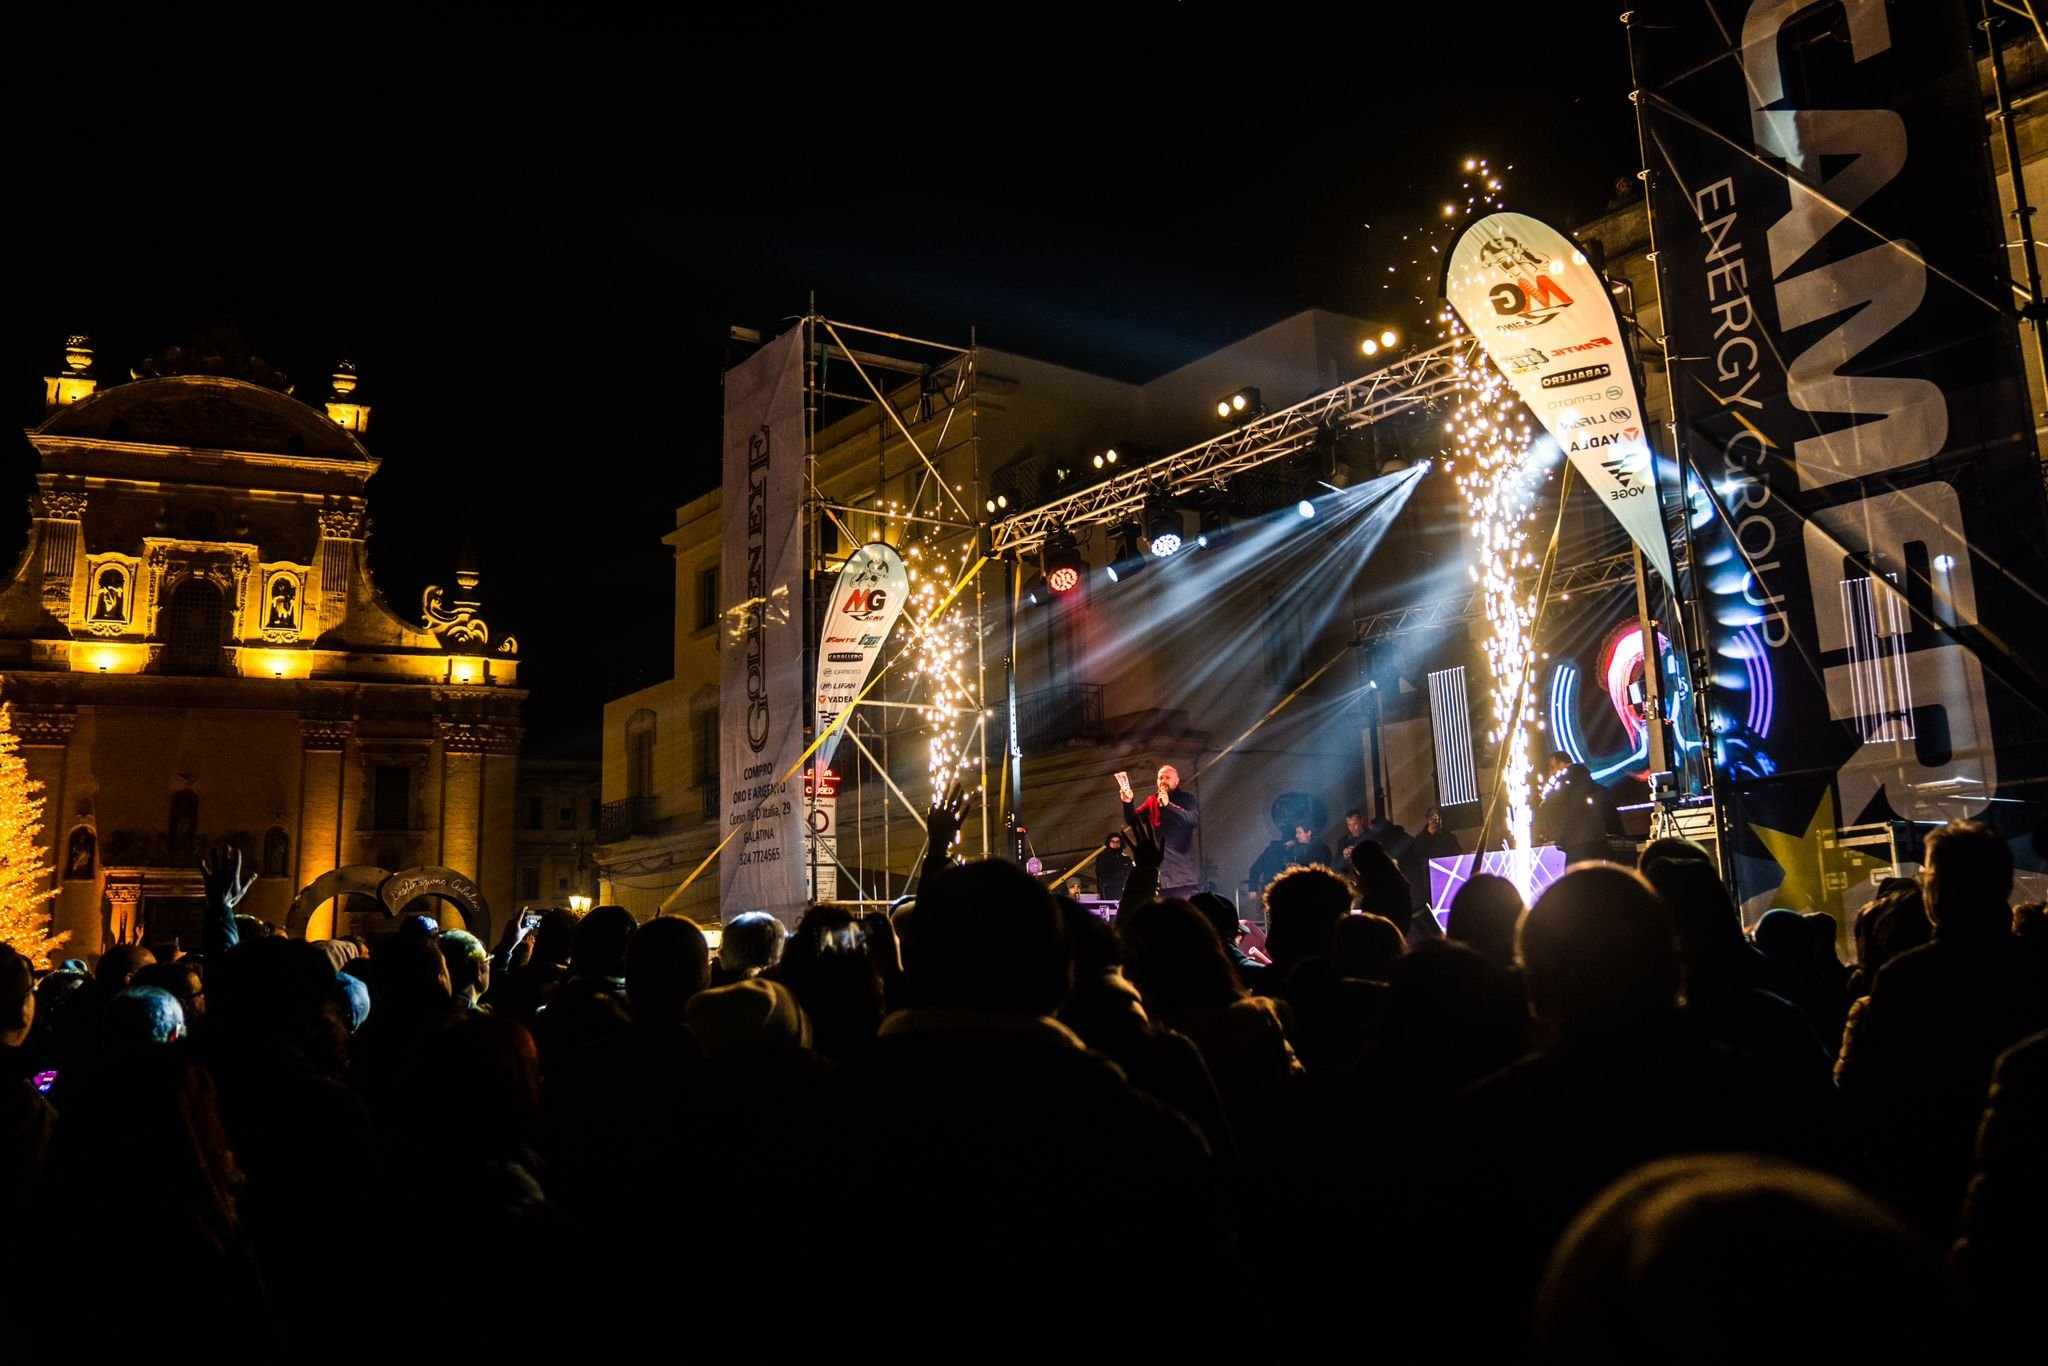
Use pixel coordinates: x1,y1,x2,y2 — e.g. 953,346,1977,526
1023,572,1050,606
996,494,1008,509
1143,496,1183,557
1105,523,1147,582
1042,529,1085,595
1379,328,1398,348
1092,453,1104,469
1213,388,1262,426
1296,499,1316,519
986,498,996,514
1360,338,1379,357
1104,448,1118,465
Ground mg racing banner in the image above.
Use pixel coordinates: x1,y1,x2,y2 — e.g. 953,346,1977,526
1636,0,2048,911
719,326,808,925
812,541,909,773
1446,209,1677,592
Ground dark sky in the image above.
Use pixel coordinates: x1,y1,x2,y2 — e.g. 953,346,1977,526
4,2,1639,754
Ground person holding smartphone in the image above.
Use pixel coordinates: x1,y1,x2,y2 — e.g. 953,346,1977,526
1118,764,1201,900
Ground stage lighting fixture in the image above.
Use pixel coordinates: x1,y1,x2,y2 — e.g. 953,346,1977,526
1023,572,1050,607
1360,338,1380,357
1379,328,1398,349
1213,387,1262,425
1042,530,1085,595
984,492,1011,515
1143,497,1183,557
1090,446,1122,471
1296,499,1316,519
1104,523,1147,582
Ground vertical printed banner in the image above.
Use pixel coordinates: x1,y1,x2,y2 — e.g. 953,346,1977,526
1445,210,1677,591
1637,0,2048,910
719,326,808,925
812,542,910,772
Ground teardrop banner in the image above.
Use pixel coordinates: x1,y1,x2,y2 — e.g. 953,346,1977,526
813,541,910,774
1444,210,1676,592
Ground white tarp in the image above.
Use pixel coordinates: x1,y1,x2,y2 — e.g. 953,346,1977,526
1445,210,1676,591
718,327,807,924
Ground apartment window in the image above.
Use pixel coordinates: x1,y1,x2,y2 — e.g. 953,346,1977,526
527,796,544,829
558,804,576,829
626,710,657,800
519,866,540,901
695,566,719,633
694,709,718,787
588,797,600,828
372,764,412,830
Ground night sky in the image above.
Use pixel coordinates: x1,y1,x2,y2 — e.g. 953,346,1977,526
4,2,1639,754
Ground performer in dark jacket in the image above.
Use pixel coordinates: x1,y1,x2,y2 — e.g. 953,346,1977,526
1399,808,1464,918
1120,765,1202,899
1096,832,1133,902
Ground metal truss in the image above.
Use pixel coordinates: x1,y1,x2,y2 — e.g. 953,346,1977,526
1352,550,1640,646
989,336,1478,554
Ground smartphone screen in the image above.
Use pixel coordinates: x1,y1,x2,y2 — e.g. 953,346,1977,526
32,1070,57,1094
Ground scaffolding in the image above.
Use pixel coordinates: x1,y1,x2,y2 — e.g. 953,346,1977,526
800,316,992,907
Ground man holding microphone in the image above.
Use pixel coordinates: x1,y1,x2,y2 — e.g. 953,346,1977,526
1118,764,1201,900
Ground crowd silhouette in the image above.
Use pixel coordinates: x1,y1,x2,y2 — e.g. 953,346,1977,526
3,813,2046,1360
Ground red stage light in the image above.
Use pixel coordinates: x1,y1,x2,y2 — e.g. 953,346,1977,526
1047,565,1081,595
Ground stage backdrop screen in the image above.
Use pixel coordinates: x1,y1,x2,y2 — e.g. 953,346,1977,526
719,326,809,925
1637,0,2048,910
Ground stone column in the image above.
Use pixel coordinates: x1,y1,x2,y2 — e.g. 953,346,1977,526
477,723,523,921
298,719,355,892
104,882,142,953
437,720,485,886
313,506,365,638
33,490,87,622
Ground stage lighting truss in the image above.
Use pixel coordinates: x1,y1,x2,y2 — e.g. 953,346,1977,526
990,336,1476,555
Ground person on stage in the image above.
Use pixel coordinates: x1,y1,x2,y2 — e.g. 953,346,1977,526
1118,765,1201,899
1338,808,1367,865
1096,831,1133,903
1398,808,1463,922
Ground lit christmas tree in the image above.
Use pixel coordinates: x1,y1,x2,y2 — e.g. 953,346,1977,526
0,703,66,967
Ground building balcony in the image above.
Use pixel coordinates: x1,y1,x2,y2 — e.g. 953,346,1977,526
600,796,661,842
1012,681,1105,750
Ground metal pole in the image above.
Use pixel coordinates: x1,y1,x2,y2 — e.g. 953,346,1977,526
1625,8,1728,879
1986,0,2048,424
1629,543,1670,775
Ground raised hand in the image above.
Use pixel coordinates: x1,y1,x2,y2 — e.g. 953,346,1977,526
926,780,973,852
200,844,255,914
1124,818,1165,873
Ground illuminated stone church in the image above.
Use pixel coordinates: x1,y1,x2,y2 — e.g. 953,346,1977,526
0,337,524,958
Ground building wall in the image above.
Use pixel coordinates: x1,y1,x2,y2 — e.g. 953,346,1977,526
1,366,524,961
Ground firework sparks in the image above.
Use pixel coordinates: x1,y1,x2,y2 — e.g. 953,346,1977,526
1446,321,1546,894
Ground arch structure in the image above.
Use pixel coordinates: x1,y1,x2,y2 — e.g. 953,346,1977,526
289,864,492,944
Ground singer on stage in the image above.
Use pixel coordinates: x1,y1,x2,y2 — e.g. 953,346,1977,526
1119,764,1201,899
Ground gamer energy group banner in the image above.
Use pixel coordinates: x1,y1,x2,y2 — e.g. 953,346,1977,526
719,326,808,925
1446,210,1677,592
1636,1,2048,868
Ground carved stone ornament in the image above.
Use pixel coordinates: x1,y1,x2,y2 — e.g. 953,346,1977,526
317,508,365,539
436,719,519,756
422,584,489,649
11,710,78,747
37,491,88,520
301,719,356,751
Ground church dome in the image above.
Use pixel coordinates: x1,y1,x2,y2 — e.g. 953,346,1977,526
35,373,369,463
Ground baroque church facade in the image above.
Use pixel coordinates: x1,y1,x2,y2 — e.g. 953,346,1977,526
1,337,524,958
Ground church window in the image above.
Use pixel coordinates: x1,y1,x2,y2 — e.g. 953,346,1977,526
159,578,228,675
